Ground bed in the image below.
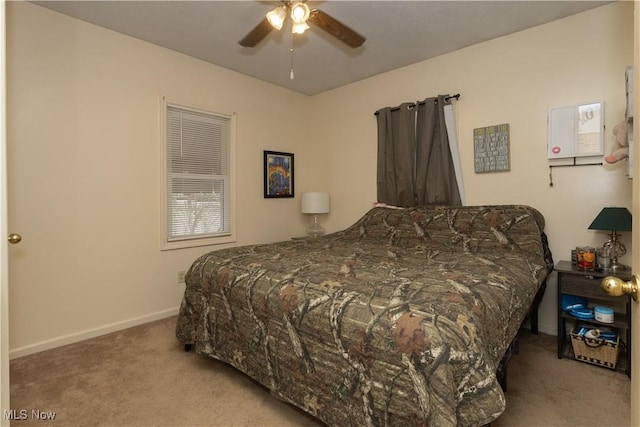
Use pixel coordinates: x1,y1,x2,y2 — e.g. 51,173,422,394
176,204,553,426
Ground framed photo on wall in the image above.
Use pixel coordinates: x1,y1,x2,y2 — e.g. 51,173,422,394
264,150,294,198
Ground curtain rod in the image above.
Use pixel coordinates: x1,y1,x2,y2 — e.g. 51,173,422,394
374,94,461,116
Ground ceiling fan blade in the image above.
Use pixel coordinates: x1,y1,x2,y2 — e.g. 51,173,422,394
239,18,273,47
308,8,365,48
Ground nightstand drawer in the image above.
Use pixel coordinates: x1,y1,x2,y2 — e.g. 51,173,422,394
561,275,616,300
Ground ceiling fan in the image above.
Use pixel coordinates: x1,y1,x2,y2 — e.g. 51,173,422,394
239,1,366,49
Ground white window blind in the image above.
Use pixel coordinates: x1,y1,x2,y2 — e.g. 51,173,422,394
166,104,231,243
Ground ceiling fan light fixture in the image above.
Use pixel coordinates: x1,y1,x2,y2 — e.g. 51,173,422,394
266,5,287,30
290,2,310,24
291,22,310,34
240,2,366,51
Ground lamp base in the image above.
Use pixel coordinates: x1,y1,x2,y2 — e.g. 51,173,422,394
306,214,326,237
609,261,629,271
599,232,627,271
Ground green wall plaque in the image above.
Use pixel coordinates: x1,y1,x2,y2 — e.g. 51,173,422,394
474,123,510,173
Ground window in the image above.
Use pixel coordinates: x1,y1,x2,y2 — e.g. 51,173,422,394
162,99,235,249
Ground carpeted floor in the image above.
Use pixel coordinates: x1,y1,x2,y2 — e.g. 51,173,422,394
10,316,630,426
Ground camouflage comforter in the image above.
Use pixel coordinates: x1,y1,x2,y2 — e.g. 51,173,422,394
176,205,550,426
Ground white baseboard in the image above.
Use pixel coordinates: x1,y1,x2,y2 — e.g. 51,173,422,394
9,307,180,359
536,321,557,336
521,319,557,336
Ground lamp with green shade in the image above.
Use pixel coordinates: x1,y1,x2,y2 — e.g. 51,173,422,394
588,207,632,271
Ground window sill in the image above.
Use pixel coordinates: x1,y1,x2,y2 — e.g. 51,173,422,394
161,234,236,251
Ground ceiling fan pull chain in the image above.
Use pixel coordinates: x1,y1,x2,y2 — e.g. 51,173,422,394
290,30,295,80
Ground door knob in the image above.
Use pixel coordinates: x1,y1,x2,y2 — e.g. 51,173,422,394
601,275,638,301
7,233,21,244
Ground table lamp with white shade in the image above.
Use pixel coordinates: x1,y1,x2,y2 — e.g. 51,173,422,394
301,192,330,237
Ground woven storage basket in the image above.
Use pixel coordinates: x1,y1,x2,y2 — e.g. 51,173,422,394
570,324,619,369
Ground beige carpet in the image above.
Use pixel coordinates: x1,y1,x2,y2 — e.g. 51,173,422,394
10,316,630,426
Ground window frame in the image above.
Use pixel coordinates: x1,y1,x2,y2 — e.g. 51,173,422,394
160,97,236,250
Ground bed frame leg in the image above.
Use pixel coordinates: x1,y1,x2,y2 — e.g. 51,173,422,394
184,344,193,352
530,311,539,335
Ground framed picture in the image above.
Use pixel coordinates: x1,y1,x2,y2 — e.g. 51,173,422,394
474,123,510,173
264,150,294,198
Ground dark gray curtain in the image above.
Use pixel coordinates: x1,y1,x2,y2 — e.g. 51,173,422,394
376,95,461,207
375,103,416,207
415,95,461,206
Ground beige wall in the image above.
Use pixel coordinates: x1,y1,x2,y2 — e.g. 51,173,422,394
5,2,320,355
310,1,634,334
6,1,633,354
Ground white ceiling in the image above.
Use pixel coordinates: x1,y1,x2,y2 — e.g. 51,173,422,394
32,1,611,96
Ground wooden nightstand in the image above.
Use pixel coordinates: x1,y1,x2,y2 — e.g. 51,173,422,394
555,260,632,376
